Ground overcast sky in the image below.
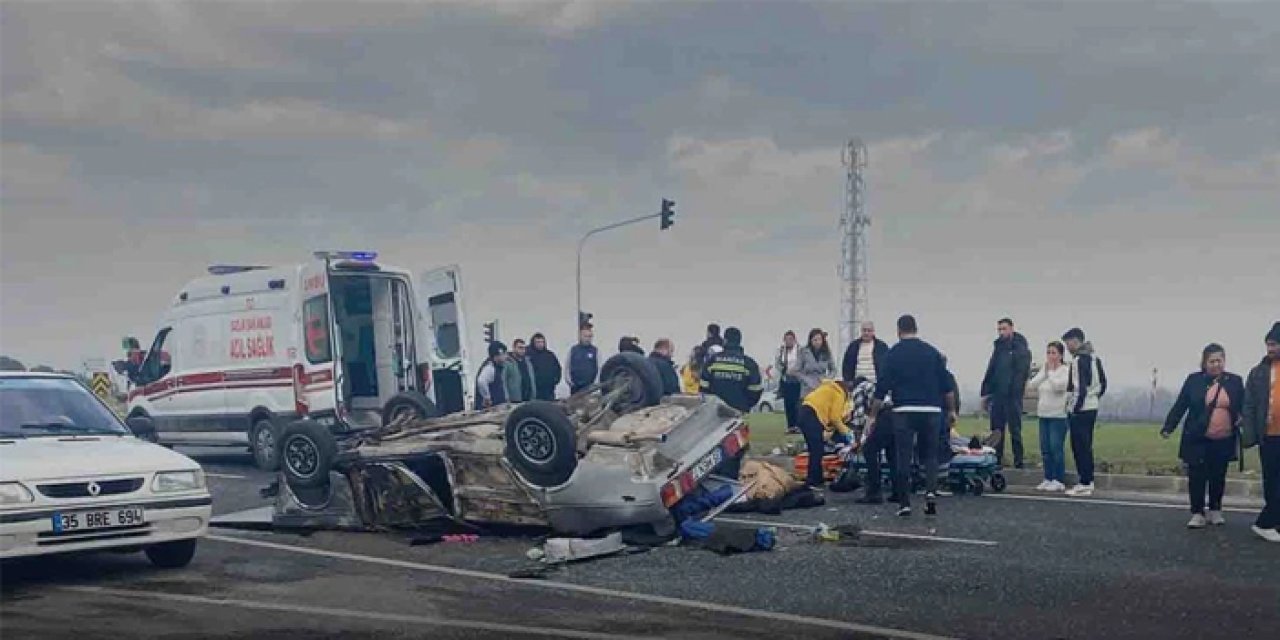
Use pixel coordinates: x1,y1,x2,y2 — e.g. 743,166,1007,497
2,1,1277,391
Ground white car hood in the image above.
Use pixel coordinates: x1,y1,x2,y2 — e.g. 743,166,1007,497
0,436,200,482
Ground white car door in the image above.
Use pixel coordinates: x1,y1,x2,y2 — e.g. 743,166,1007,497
414,265,471,415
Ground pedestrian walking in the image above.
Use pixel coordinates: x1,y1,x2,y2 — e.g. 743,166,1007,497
1162,343,1245,529
794,328,836,397
1029,341,1071,492
503,338,536,403
775,331,803,433
527,333,562,401
841,321,889,385
1063,327,1107,497
680,346,705,395
474,342,510,410
797,379,857,489
1241,322,1280,542
648,339,681,396
700,327,764,412
981,318,1032,469
868,315,957,517
567,326,599,395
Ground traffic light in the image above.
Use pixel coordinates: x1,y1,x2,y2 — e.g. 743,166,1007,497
660,198,675,231
578,311,594,329
483,321,497,343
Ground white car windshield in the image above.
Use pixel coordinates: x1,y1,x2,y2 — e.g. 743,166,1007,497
0,377,129,438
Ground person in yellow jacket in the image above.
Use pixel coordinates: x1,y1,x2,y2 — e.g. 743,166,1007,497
679,346,706,394
797,379,856,488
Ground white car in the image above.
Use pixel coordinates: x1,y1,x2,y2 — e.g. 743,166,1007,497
0,372,212,567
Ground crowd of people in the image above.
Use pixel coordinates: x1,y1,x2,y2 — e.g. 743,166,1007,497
469,315,1280,541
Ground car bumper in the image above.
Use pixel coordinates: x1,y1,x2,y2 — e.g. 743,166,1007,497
0,496,212,559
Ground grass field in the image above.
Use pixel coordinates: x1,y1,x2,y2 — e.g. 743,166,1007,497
745,411,1261,477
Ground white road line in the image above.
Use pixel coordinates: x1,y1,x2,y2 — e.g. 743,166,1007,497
203,472,247,479
987,492,1257,514
208,534,956,640
60,585,651,640
715,517,1000,547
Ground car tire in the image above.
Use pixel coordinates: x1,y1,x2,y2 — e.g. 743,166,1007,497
382,391,439,426
599,353,663,414
249,418,279,471
279,419,337,489
145,539,197,568
503,401,578,487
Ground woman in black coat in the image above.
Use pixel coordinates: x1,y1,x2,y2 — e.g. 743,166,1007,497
1162,343,1245,529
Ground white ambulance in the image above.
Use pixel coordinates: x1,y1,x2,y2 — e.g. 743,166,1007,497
120,251,472,470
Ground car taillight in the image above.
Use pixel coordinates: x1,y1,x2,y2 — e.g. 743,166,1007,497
293,364,309,417
721,423,749,457
660,482,681,508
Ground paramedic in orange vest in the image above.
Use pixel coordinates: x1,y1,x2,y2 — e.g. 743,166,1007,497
797,379,856,489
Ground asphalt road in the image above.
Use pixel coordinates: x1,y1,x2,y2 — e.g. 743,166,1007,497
2,446,1277,640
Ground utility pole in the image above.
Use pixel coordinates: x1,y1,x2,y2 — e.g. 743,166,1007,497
575,199,675,332
838,139,870,353
1150,367,1158,421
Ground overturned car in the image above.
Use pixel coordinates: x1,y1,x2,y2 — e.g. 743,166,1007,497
270,353,749,536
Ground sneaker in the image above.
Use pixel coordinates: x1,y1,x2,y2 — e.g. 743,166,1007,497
1047,481,1067,493
897,505,912,517
1251,525,1280,542
1207,510,1226,526
1187,513,1207,529
1034,481,1051,491
1065,483,1094,497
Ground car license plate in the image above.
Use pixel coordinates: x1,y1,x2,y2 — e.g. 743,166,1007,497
51,507,145,534
689,447,724,482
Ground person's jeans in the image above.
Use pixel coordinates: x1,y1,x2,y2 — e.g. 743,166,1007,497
780,380,802,429
893,411,939,508
797,406,827,487
863,412,896,497
990,395,1024,467
1068,410,1098,485
1038,417,1069,483
1256,436,1280,529
1188,457,1230,514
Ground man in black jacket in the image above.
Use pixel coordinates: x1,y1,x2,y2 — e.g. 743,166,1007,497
700,327,763,412
527,333,562,401
648,339,682,396
868,315,957,517
567,326,599,394
981,318,1032,468
842,321,890,385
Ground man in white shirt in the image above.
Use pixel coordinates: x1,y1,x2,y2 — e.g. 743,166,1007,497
842,321,889,385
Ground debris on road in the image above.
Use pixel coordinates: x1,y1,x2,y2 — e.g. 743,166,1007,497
540,531,627,564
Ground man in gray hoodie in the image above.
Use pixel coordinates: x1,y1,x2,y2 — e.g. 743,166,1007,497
981,318,1032,468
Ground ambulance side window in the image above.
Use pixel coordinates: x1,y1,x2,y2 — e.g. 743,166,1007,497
303,295,332,364
428,293,460,359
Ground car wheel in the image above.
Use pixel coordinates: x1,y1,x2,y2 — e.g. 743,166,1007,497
599,353,663,414
279,420,337,489
382,391,439,426
145,539,197,568
503,401,578,487
249,418,279,471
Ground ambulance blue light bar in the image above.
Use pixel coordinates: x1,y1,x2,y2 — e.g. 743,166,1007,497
314,250,378,262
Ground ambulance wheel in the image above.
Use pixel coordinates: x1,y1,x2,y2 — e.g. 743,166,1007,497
279,419,337,489
991,473,1008,493
382,392,439,426
249,418,280,471
503,401,578,487
600,353,663,415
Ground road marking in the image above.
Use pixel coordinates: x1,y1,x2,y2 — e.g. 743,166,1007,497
203,472,247,479
61,585,652,640
715,517,1000,547
987,493,1257,514
208,534,956,640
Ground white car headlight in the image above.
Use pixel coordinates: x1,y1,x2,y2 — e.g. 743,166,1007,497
0,482,35,505
152,470,206,493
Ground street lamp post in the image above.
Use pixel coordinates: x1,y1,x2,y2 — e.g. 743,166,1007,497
575,200,675,332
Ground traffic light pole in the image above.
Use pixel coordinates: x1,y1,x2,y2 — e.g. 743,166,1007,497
575,212,662,332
